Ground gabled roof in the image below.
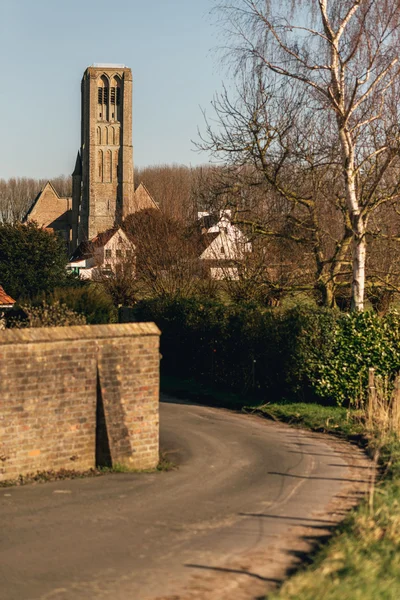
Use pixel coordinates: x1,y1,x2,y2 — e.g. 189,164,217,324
24,181,61,221
133,182,160,212
0,286,15,307
24,182,71,230
69,227,131,262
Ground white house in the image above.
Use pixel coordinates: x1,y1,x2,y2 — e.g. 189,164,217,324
68,228,134,280
199,210,252,280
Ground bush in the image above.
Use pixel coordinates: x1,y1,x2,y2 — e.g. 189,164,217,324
12,300,86,328
0,222,70,299
303,310,400,405
132,296,315,400
35,284,118,324
131,296,400,405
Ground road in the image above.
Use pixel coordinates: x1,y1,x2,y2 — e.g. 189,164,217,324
0,397,371,600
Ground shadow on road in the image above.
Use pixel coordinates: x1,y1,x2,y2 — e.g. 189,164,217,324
239,512,338,525
268,471,370,484
184,563,282,584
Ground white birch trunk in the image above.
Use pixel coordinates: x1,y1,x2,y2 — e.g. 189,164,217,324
338,125,366,311
351,215,366,311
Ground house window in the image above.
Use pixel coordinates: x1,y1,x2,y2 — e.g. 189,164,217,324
105,249,112,258
220,246,225,254
116,249,122,258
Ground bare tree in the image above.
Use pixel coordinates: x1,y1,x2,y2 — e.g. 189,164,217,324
206,0,400,310
197,82,355,307
122,209,208,299
135,164,198,223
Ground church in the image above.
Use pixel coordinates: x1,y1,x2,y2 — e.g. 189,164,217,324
25,64,158,252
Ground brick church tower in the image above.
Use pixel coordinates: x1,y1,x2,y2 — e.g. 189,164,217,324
72,64,135,247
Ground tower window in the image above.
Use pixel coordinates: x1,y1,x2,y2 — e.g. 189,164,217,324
116,88,121,105
111,88,116,104
98,87,109,106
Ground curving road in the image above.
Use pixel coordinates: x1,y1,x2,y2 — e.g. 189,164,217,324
0,397,371,600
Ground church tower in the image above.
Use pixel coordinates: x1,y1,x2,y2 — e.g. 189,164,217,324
72,64,134,247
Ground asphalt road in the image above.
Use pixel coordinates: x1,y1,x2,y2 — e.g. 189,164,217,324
0,397,371,600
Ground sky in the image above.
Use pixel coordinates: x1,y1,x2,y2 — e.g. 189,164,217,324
0,0,225,179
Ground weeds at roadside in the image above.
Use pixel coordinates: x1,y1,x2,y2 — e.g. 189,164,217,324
0,467,102,488
0,452,177,488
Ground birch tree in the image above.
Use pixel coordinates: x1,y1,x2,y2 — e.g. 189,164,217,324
210,0,400,310
198,74,354,307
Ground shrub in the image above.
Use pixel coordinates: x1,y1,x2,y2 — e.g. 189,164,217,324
0,221,70,299
35,284,118,324
12,300,86,328
303,310,400,405
132,296,400,406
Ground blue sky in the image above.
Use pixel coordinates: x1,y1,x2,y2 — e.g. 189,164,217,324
0,0,223,179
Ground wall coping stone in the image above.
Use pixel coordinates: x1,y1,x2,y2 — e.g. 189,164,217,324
0,322,160,346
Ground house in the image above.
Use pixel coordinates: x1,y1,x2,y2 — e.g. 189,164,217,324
0,286,16,321
198,210,252,280
68,228,134,280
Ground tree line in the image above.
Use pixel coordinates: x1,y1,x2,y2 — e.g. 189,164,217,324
3,156,400,312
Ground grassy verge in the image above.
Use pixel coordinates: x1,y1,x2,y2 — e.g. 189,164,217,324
161,376,400,600
0,451,176,488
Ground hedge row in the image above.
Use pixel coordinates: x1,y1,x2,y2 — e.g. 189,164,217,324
131,296,400,405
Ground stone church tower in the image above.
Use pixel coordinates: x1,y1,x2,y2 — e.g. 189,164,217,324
72,64,135,247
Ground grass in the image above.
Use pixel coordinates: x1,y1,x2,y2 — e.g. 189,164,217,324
0,452,176,488
268,473,400,599
161,375,400,600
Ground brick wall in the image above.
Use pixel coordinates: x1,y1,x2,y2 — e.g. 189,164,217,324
0,323,160,482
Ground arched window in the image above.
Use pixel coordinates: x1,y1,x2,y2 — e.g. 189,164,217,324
115,127,120,145
111,127,116,145
97,75,109,121
114,151,119,180
97,150,103,182
97,126,101,144
110,75,122,121
104,126,109,145
104,150,112,182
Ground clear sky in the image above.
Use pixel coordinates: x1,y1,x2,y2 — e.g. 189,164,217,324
0,0,223,179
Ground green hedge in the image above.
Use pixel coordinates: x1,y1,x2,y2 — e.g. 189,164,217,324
131,296,400,405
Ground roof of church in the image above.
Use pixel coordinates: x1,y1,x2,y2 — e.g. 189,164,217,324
132,182,160,212
24,181,71,223
0,286,15,307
